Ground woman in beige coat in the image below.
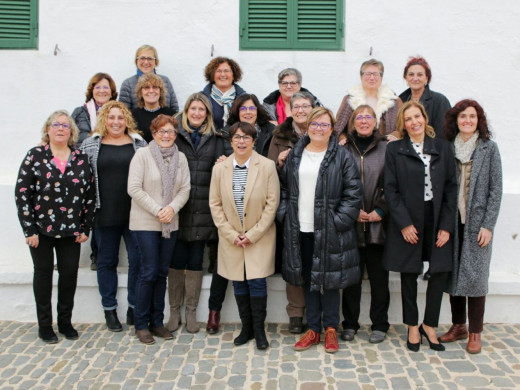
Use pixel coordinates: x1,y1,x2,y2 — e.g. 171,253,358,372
209,122,280,350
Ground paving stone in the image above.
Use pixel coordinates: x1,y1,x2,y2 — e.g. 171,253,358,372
455,375,491,387
227,375,246,388
491,377,516,387
337,381,362,390
444,360,477,373
390,377,412,389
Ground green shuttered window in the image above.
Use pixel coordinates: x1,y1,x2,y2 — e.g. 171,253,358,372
0,0,38,49
240,0,344,51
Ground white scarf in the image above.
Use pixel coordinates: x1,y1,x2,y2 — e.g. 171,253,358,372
86,99,98,130
454,132,478,163
211,84,236,123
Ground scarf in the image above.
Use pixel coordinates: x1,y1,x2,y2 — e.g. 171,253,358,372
276,95,287,124
211,84,236,123
189,125,202,150
85,99,99,131
148,140,179,238
454,132,478,163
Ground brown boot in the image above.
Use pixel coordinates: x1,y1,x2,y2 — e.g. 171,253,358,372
466,333,481,354
185,270,203,333
166,269,185,332
439,324,468,343
206,310,220,334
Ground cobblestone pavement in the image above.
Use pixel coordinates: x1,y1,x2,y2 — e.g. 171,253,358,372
0,321,519,389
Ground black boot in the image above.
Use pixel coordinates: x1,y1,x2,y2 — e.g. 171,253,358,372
250,296,269,350
104,310,123,332
126,307,134,326
234,295,254,346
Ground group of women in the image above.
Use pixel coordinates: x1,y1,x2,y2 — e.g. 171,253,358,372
15,47,502,356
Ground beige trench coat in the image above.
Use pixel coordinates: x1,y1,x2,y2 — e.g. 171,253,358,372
209,151,280,281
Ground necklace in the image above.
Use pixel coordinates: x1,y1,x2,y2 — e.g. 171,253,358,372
144,106,161,113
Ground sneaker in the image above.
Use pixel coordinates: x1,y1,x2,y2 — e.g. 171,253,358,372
38,326,58,344
294,329,320,351
58,323,79,340
369,330,386,344
340,328,356,341
136,329,155,345
150,326,174,340
324,327,339,353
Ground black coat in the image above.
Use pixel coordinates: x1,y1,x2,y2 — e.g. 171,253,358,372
277,135,362,292
383,135,457,274
175,117,226,242
399,86,451,135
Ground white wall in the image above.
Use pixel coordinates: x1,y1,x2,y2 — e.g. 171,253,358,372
1,1,519,275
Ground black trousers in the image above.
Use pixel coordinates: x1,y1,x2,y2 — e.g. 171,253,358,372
342,244,390,332
450,295,486,333
207,240,229,311
29,235,80,327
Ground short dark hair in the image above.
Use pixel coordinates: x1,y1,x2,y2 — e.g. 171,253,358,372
227,94,271,127
403,56,432,84
443,99,491,141
228,122,257,141
204,56,242,84
150,114,178,135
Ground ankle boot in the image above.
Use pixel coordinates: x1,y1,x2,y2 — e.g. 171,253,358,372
185,270,203,333
467,332,482,354
166,269,185,332
250,296,269,350
206,310,220,334
104,309,122,332
234,294,254,345
439,323,468,343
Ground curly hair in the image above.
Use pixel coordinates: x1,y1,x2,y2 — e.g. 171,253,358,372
443,99,491,141
94,101,140,137
403,56,432,84
41,110,79,147
134,73,166,109
150,114,178,135
395,101,435,139
347,104,378,134
306,106,336,134
135,44,159,67
204,56,242,84
226,94,271,127
180,93,216,136
85,73,118,103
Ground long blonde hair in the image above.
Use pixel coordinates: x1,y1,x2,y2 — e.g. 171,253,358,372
94,101,140,137
180,93,216,136
395,101,435,139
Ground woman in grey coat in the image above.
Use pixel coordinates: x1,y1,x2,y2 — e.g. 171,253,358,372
439,99,502,354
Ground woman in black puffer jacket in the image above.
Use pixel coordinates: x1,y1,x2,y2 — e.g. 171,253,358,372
278,107,362,354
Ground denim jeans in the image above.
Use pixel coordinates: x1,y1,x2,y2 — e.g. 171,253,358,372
232,278,267,297
133,231,178,330
171,239,205,271
95,225,140,310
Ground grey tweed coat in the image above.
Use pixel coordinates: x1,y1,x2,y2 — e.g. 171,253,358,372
449,139,502,297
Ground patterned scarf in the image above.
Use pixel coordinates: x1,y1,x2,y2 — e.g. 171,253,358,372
454,132,478,163
211,84,236,123
148,140,179,238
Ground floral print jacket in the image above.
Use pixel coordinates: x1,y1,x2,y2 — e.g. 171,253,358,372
15,145,96,238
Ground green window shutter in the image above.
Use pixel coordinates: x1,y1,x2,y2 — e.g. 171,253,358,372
240,0,344,51
0,0,38,49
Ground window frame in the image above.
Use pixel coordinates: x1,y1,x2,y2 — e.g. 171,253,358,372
0,0,39,49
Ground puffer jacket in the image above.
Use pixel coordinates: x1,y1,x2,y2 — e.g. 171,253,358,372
345,132,388,247
277,135,362,292
175,116,227,242
262,87,322,123
71,105,92,146
119,73,179,112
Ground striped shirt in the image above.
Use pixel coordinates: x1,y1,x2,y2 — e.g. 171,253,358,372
232,157,250,223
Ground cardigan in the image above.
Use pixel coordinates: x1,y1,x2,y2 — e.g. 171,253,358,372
128,147,191,232
15,145,95,238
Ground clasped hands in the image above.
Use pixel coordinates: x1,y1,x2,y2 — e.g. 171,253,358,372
234,234,252,248
158,206,174,224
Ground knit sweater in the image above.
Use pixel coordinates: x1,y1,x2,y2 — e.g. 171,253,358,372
127,147,191,232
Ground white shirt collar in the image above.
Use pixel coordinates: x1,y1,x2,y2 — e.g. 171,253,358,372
233,156,251,169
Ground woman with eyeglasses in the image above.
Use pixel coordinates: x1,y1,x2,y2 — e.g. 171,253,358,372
262,68,322,125
15,110,95,343
163,93,226,335
279,107,362,354
201,56,247,131
81,101,147,332
128,114,190,344
72,73,118,146
227,94,274,157
266,91,316,335
119,44,179,112
335,59,401,139
340,105,390,344
209,122,280,350
132,73,176,143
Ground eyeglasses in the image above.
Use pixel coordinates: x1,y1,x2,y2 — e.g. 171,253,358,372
216,69,232,74
232,135,253,142
292,104,312,112
239,106,257,112
362,71,382,78
355,115,374,121
51,122,70,129
279,81,299,88
94,85,111,91
156,129,176,136
137,56,156,62
309,122,331,130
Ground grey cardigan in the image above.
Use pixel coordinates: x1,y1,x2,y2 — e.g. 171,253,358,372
449,139,502,297
80,133,147,208
119,73,179,112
